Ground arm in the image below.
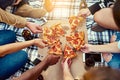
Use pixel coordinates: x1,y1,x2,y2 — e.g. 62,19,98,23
81,42,120,53
78,0,115,17
13,54,60,80
0,8,26,28
0,39,46,57
63,68,74,80
0,8,43,33
62,58,74,80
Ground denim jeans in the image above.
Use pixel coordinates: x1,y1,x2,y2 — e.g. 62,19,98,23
108,54,120,69
0,30,28,80
107,32,120,69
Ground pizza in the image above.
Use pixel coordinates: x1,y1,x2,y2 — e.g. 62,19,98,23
66,31,85,50
69,16,84,32
42,24,65,45
48,40,62,55
43,27,58,45
51,23,65,37
63,45,77,59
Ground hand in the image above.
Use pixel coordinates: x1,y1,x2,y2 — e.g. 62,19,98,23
13,0,22,5
45,54,60,66
80,44,92,53
78,8,91,18
26,22,43,34
34,39,47,48
62,58,72,70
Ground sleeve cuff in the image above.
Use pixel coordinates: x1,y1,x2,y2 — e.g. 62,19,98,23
88,2,102,15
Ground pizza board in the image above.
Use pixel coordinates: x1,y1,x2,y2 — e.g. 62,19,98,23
38,19,88,80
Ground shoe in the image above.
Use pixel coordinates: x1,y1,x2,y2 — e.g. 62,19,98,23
91,24,107,32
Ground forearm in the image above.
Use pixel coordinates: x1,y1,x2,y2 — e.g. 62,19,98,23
0,8,27,28
89,42,120,53
63,69,74,80
0,40,35,57
14,58,48,80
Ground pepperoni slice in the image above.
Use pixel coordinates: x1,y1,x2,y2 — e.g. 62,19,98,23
73,40,78,44
66,36,72,41
74,19,79,25
64,51,68,55
66,46,71,50
74,33,79,37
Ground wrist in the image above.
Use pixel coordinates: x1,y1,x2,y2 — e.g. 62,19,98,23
26,22,31,28
42,57,50,70
63,65,70,71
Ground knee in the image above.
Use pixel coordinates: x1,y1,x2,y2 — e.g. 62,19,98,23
12,50,28,66
0,30,16,45
17,51,28,62
7,30,16,39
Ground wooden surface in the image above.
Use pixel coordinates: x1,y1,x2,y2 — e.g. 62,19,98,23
38,19,87,80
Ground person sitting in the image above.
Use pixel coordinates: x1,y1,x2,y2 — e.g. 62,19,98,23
80,32,120,69
13,54,60,80
0,0,53,34
78,0,120,32
0,30,47,79
62,58,120,80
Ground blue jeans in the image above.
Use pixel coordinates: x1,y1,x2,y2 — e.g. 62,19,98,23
107,32,120,69
0,30,28,80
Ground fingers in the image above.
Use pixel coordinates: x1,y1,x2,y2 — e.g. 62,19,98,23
36,26,43,33
39,42,47,48
52,54,60,63
42,40,48,47
33,26,43,34
13,0,22,5
81,45,86,49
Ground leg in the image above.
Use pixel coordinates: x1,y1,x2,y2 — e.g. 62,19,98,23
0,50,28,79
94,8,119,31
0,30,16,45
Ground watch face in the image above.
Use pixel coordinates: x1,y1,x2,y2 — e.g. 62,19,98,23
22,29,32,41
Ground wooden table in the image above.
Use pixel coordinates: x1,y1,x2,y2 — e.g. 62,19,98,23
38,19,87,80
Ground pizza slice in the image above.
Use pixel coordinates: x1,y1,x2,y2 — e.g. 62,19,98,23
51,23,65,36
66,31,85,50
43,35,59,45
43,27,59,45
78,31,85,40
43,27,53,36
69,16,84,32
63,45,77,59
48,40,62,55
